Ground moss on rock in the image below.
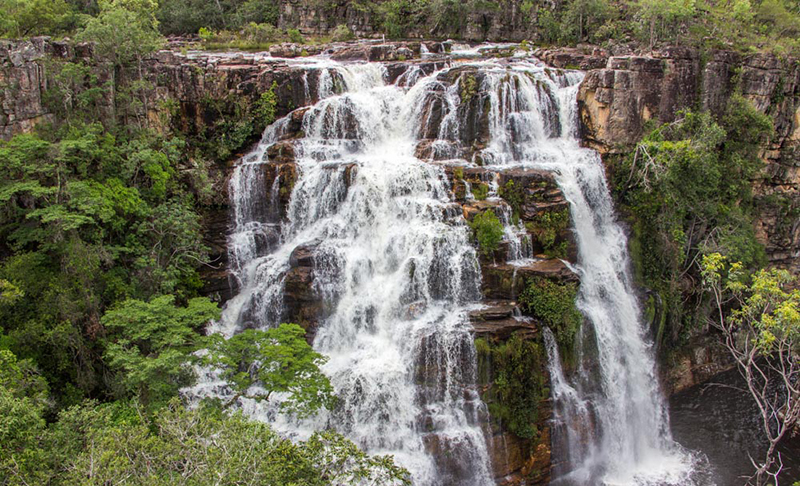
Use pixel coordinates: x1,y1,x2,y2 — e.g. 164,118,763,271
475,333,548,440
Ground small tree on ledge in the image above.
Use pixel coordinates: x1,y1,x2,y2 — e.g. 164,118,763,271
702,253,799,486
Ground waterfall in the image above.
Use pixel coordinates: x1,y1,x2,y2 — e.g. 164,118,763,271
475,63,701,484
195,62,494,485
196,54,703,486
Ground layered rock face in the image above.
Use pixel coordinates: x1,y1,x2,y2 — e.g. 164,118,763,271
5,36,799,483
277,0,541,41
577,47,800,273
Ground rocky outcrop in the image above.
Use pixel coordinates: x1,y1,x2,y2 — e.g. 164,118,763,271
578,47,800,272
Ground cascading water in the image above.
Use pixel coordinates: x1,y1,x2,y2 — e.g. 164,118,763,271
196,52,703,486
473,63,701,485
194,61,494,485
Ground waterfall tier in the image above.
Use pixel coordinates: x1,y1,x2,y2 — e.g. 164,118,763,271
189,55,702,486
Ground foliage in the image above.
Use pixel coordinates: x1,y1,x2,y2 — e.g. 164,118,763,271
204,323,336,417
288,27,305,44
701,253,799,485
613,96,772,346
196,81,278,160
519,277,582,353
470,182,489,200
2,0,800,54
469,209,504,257
241,22,284,44
475,334,548,439
0,0,78,38
0,122,211,407
157,0,280,36
459,74,478,103
633,0,697,49
332,23,355,41
101,295,220,406
526,208,570,258
76,0,163,67
1,399,411,486
0,279,23,306
499,180,524,215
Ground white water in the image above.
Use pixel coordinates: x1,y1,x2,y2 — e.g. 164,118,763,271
472,62,701,485
196,55,702,486
195,61,494,485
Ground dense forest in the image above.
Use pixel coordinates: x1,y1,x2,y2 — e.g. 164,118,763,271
1,0,799,485
1,0,800,53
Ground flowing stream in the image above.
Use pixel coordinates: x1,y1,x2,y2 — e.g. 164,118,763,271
195,55,703,485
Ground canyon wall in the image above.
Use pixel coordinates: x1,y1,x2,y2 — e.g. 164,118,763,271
2,37,799,482
576,46,800,274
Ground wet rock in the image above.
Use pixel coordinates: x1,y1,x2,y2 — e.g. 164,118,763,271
289,241,318,268
266,141,296,164
534,46,608,70
199,206,235,303
469,301,539,340
481,260,578,300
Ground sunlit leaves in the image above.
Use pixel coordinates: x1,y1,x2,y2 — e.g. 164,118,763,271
101,295,220,406
204,323,336,418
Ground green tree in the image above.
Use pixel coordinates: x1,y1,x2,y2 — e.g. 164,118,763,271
0,350,51,484
702,253,800,486
102,295,220,406
77,0,162,67
634,0,697,49
59,400,411,486
0,0,77,38
204,323,336,417
562,0,611,43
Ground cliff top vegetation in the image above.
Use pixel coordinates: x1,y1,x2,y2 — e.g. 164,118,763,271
2,0,800,56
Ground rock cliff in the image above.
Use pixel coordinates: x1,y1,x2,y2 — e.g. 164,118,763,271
3,36,799,483
577,47,800,274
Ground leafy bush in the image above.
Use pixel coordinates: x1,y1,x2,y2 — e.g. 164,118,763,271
519,278,582,352
288,27,305,44
470,182,489,200
198,26,213,41
470,210,504,257
242,22,283,43
332,23,355,41
526,208,570,258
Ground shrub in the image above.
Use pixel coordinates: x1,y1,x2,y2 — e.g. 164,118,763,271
332,23,354,41
198,26,213,41
475,334,548,439
519,278,582,351
242,22,282,43
471,182,489,200
287,28,305,44
470,210,504,257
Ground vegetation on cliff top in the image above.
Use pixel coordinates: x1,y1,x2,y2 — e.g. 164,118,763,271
2,0,800,55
